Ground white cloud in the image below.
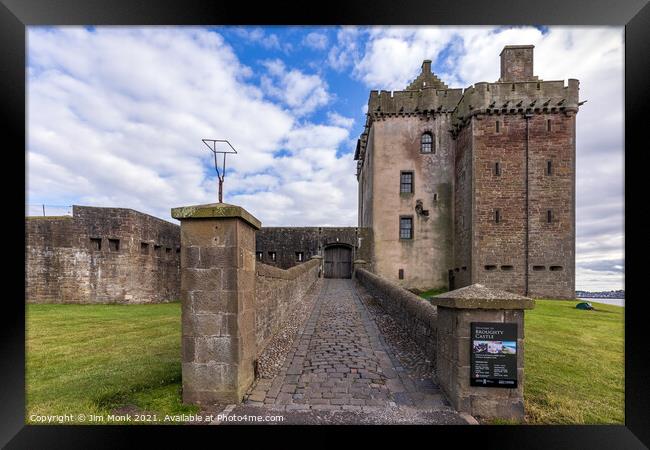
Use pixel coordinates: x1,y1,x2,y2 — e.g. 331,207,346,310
327,26,362,71
260,59,331,116
327,112,354,129
27,26,624,290
232,27,291,53
303,32,328,50
333,25,624,291
27,27,352,228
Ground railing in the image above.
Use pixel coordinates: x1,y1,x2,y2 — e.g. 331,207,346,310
25,204,73,217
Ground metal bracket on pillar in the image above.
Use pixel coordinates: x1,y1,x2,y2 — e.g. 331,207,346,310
202,139,238,203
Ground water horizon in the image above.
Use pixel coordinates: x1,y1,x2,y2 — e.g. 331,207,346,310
578,297,624,307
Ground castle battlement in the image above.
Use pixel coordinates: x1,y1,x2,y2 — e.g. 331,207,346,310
355,44,578,299
356,45,581,163
451,78,580,133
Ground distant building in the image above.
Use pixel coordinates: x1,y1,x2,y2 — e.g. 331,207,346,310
355,45,579,298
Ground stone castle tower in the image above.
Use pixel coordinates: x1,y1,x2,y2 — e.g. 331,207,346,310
355,45,578,299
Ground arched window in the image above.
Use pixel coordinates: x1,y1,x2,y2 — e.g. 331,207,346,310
421,133,433,153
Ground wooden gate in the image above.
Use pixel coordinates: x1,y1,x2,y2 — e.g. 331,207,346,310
324,245,352,279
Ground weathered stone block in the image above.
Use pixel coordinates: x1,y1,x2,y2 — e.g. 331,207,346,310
181,336,195,362
180,218,238,248
190,313,225,336
182,268,222,293
194,336,238,364
191,290,239,314
182,362,226,391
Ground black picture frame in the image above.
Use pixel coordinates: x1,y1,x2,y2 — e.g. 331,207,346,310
2,0,647,447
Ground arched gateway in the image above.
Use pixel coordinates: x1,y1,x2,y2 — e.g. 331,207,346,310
323,244,352,279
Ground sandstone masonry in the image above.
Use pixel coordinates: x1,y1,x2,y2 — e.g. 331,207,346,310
26,205,181,304
356,45,578,298
26,208,359,303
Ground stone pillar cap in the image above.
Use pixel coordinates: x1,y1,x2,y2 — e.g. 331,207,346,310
430,284,535,310
171,202,261,230
310,255,323,260
499,44,534,55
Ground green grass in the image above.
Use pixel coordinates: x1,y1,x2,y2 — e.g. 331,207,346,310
27,297,624,425
523,300,624,424
418,287,448,299
26,303,198,424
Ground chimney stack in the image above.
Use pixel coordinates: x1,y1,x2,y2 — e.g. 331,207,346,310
422,59,432,74
499,45,536,82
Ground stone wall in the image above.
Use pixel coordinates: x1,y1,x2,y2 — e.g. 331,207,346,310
430,285,534,420
255,227,370,270
26,205,180,304
356,45,578,299
456,111,576,299
452,122,473,289
359,115,454,291
254,258,320,351
354,268,437,365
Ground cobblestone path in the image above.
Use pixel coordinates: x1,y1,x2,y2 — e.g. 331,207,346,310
232,279,466,423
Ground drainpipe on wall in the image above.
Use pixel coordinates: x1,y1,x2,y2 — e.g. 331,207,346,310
524,113,533,296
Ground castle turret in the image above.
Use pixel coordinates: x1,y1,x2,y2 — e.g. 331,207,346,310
499,45,537,82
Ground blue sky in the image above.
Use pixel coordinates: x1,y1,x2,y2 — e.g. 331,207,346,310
26,26,624,291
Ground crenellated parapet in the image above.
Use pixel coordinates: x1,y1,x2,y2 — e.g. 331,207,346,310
450,78,580,136
367,88,463,118
355,87,463,174
355,45,582,165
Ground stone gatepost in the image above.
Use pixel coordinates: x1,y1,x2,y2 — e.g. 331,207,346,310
352,259,368,277
430,284,535,420
310,255,323,277
171,203,260,405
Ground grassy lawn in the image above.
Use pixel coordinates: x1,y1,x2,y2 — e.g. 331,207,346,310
420,291,624,424
418,287,448,299
27,297,624,425
523,299,624,424
26,303,198,424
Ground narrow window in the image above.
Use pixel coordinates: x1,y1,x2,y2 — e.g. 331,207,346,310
269,251,276,262
421,133,433,153
108,239,120,252
165,247,171,256
536,81,541,90
546,160,553,176
176,246,181,254
511,83,515,91
549,266,563,271
400,171,413,193
140,242,149,255
433,193,438,202
454,268,460,272
398,269,404,280
532,265,545,271
256,251,263,261
485,265,497,271
547,209,553,223
90,238,102,251
547,119,552,132
462,266,467,271
495,120,500,133
154,244,162,256
501,265,514,271
296,252,304,262
399,217,413,240
494,162,501,176
495,209,501,224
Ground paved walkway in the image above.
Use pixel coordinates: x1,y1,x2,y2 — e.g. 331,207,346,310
229,279,467,424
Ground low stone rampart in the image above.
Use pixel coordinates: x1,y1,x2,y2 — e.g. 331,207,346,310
255,257,321,351
354,268,437,364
